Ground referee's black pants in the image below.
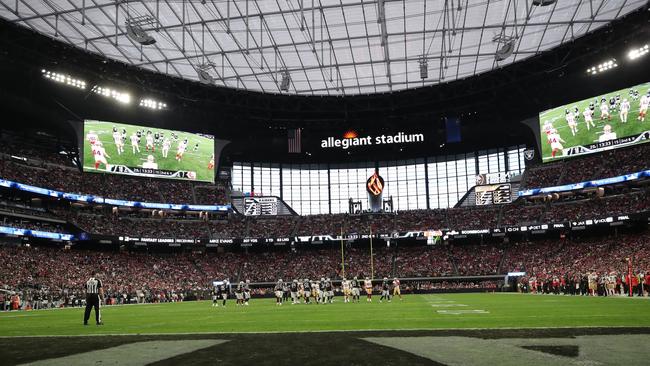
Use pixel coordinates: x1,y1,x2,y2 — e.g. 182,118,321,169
84,294,101,324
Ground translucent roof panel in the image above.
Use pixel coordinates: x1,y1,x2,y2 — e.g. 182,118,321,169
0,0,644,96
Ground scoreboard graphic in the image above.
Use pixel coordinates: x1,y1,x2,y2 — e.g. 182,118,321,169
244,197,278,216
475,183,512,205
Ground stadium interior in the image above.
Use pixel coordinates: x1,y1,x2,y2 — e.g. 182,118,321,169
1,1,650,365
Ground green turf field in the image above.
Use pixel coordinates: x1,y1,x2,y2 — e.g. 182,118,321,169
2,293,649,337
83,120,215,182
539,81,650,162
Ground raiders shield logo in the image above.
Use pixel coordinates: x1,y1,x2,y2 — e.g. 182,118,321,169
524,149,535,160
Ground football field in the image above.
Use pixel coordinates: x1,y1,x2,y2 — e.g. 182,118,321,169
2,293,649,365
83,120,215,182
539,82,650,162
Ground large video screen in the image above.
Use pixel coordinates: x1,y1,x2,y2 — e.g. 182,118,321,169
83,120,215,182
539,81,650,162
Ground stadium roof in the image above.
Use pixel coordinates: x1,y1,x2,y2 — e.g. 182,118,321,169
0,0,645,96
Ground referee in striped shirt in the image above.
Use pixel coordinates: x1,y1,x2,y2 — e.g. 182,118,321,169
83,273,104,326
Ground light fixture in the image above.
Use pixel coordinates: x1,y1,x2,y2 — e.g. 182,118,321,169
197,64,215,84
91,86,131,104
586,59,617,75
628,44,649,60
418,57,428,79
279,70,291,91
41,69,86,89
125,16,157,46
139,98,167,110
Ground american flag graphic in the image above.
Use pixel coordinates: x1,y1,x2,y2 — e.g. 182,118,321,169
288,128,301,153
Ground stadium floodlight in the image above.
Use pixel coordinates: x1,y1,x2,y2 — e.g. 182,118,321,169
41,69,86,89
279,70,291,91
91,86,131,104
139,98,167,110
586,59,618,75
418,57,428,79
532,0,557,6
493,34,517,62
196,64,215,84
125,16,157,46
628,44,649,60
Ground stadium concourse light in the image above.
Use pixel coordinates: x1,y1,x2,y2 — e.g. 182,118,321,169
586,59,617,75
91,86,131,104
41,69,86,89
628,44,649,60
139,98,167,110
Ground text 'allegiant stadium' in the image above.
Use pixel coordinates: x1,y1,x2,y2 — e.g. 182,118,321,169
321,132,425,149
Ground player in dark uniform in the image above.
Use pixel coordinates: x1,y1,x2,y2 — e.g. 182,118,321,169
282,281,290,303
324,278,334,304
212,287,219,307
83,273,103,326
274,280,284,306
380,277,391,303
302,278,311,304
243,279,251,306
193,142,200,152
351,276,361,303
136,130,142,143
609,96,617,112
290,279,299,304
589,101,595,113
219,281,228,306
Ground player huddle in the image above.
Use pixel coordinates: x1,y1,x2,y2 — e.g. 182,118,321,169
543,89,649,159
86,126,215,172
211,277,403,307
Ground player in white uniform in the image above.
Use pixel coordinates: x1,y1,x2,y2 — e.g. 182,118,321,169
598,124,617,142
175,139,188,161
130,132,140,154
582,107,595,131
142,155,158,169
619,98,631,123
565,109,578,136
546,129,565,159
112,128,124,155
86,131,99,146
145,132,155,152
542,120,553,133
91,141,110,170
600,101,610,120
341,278,351,303
639,93,649,122
161,138,171,158
364,277,373,302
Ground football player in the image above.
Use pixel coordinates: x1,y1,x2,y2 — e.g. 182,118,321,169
392,277,402,300
91,141,110,170
130,132,140,154
582,107,595,131
176,139,188,161
235,281,244,306
219,281,228,307
161,138,171,158
325,278,334,304
341,277,351,303
145,131,155,152
364,277,373,302
379,277,391,303
546,128,566,159
208,154,215,170
639,92,649,122
566,109,578,136
351,276,361,303
212,287,219,307
619,98,631,123
302,278,311,304
112,127,124,155
243,279,251,306
274,280,284,306
193,142,200,152
311,279,320,304
290,279,299,304
600,100,611,120
86,130,99,146
598,124,617,142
